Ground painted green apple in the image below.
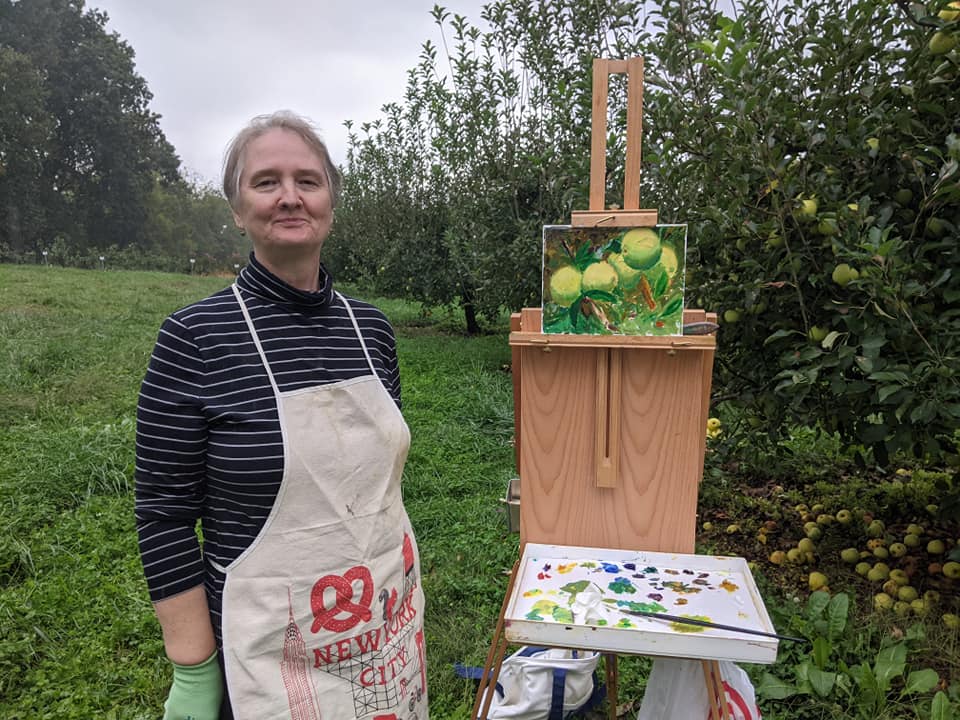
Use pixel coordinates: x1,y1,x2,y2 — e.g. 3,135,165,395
659,244,679,278
621,228,662,270
549,265,583,307
581,260,619,293
608,252,642,290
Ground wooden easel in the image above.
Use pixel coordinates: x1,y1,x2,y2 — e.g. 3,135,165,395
472,58,730,719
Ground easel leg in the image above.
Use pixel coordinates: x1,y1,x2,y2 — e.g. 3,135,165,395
701,660,732,719
604,653,619,720
471,561,520,720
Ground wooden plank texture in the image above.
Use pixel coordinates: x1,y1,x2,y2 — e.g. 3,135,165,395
623,57,643,210
570,210,659,227
511,312,523,473
518,342,705,552
589,59,609,212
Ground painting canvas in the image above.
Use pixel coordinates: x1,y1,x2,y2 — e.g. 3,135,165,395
504,544,778,664
542,224,687,336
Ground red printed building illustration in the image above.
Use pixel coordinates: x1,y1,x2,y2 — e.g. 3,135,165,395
281,587,322,720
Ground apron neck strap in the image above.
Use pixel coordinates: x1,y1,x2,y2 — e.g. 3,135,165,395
232,284,282,397
335,291,378,378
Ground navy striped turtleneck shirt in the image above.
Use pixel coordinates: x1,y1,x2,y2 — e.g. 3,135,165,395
134,254,401,645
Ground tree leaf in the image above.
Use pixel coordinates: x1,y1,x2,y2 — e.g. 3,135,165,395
821,330,842,349
764,329,800,345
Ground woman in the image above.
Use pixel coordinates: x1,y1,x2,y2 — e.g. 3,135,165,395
135,111,427,720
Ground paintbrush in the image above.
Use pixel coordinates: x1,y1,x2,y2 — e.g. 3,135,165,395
620,609,806,643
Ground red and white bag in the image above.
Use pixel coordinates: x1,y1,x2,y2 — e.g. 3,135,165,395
636,658,761,720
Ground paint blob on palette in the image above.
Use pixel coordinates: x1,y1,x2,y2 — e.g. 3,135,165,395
504,544,779,664
542,224,687,336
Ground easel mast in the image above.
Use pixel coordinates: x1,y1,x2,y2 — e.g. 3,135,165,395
572,57,658,228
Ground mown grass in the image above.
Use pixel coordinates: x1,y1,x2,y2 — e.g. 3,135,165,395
2,264,957,719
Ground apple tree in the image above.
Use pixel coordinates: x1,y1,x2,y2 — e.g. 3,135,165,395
640,0,960,466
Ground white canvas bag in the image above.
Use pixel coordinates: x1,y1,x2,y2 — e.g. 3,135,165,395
480,646,602,720
636,657,761,720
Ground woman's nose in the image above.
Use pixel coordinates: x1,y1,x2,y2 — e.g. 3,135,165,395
277,180,301,208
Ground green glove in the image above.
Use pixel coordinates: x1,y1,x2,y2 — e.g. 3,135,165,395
162,650,223,720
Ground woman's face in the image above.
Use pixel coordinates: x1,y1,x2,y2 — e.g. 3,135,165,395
232,128,333,258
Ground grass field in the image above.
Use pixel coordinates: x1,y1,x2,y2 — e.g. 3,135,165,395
2,264,957,719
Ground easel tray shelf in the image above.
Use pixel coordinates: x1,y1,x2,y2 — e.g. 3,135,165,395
504,543,779,664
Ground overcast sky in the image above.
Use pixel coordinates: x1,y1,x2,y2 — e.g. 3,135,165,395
87,1,491,188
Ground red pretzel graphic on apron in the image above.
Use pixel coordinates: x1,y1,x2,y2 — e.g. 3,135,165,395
310,565,374,633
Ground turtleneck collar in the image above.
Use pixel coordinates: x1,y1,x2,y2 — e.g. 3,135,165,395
236,252,335,309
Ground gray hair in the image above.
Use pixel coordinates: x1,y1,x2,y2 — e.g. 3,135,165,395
222,110,342,210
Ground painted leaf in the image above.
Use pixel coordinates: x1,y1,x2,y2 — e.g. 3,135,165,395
573,242,593,266
583,289,617,303
653,267,669,297
661,296,683,317
569,297,583,327
606,236,623,254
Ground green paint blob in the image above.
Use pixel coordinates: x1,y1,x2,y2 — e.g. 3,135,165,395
670,615,712,633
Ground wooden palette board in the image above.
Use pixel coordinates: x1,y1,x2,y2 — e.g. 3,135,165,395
503,543,779,664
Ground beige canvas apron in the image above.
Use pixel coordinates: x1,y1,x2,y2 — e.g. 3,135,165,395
216,285,428,720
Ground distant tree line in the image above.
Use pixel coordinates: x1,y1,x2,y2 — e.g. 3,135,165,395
0,0,245,272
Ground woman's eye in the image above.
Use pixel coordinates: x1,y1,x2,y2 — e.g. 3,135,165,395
299,178,321,188
254,178,276,188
